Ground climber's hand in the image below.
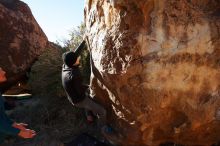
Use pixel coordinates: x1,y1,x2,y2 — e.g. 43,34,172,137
83,33,87,41
13,122,28,130
18,129,36,139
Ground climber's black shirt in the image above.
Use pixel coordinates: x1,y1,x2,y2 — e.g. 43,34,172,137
61,65,88,104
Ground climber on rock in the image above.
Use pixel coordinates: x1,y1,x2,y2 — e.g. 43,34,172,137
62,40,97,123
0,67,36,144
61,39,121,144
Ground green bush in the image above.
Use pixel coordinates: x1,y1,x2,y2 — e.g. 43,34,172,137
28,46,65,98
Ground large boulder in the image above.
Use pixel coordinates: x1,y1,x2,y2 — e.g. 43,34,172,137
85,0,220,145
0,0,48,87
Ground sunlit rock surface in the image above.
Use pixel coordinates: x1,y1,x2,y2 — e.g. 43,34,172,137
0,0,48,86
85,0,220,145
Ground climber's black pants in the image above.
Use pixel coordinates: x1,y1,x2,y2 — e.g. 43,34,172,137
75,95,107,125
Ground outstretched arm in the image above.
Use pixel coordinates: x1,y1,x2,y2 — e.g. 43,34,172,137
0,107,36,138
0,106,20,136
0,96,36,138
74,40,87,56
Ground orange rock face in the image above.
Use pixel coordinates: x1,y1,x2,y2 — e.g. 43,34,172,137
0,0,48,85
85,0,220,145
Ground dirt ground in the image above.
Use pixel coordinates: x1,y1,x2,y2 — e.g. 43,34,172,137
0,94,109,146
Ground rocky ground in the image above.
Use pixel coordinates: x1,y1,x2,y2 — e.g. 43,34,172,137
0,83,111,146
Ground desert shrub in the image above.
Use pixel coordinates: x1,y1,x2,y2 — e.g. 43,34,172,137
28,46,65,98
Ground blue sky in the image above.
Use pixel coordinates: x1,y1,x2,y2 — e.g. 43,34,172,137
22,0,84,44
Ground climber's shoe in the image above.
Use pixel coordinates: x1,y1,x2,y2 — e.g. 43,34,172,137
85,110,95,123
101,125,122,146
86,115,94,123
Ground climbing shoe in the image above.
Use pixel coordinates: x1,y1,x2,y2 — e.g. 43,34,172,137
85,110,96,123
